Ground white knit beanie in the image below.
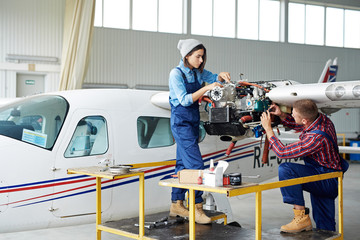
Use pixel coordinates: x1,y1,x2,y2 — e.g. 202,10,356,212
177,39,202,58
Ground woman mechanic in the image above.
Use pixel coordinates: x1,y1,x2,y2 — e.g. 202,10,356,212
168,39,231,224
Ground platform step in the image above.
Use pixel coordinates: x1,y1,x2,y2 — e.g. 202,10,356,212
103,211,341,240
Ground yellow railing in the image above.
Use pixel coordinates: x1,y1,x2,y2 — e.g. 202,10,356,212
337,133,346,160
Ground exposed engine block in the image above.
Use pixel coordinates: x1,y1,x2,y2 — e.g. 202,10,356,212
201,80,286,139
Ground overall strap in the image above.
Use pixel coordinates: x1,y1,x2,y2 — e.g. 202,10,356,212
176,67,199,85
176,67,187,83
170,67,187,103
311,130,349,173
311,130,339,152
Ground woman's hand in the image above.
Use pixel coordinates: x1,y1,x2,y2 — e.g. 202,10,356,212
218,72,231,83
192,82,222,102
205,82,222,91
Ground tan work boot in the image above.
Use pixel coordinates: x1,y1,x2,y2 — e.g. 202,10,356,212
280,208,312,233
195,203,212,224
169,200,189,218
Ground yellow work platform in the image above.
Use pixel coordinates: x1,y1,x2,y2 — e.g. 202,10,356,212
67,166,154,240
67,166,343,240
159,171,344,240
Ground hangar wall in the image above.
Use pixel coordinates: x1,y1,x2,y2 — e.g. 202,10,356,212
0,0,64,97
0,0,360,134
87,28,360,88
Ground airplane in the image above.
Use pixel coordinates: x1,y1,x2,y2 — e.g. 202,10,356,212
0,88,288,233
0,57,358,233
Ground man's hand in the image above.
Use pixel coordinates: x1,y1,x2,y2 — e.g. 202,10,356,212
260,110,275,139
260,110,272,132
269,104,288,120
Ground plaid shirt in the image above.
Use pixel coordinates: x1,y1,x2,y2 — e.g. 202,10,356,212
269,113,342,170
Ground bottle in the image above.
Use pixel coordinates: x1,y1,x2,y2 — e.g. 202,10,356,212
197,170,203,184
223,174,230,185
209,159,214,172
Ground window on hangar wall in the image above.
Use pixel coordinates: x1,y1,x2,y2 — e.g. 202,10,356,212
191,0,236,38
288,2,360,48
237,0,259,40
344,10,360,48
95,0,184,34
94,0,360,49
192,0,280,41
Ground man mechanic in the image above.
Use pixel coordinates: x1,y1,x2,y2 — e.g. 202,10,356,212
260,99,348,233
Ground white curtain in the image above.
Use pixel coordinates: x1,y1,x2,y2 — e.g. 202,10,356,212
59,0,95,90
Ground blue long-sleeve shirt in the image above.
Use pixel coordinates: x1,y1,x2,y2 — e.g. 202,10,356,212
169,60,219,107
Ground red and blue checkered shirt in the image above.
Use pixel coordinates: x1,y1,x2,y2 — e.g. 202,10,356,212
269,113,342,170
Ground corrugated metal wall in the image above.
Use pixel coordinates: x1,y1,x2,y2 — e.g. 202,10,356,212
0,0,64,60
86,28,360,87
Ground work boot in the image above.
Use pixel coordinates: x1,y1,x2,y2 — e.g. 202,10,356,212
169,200,189,218
280,208,312,233
195,203,212,224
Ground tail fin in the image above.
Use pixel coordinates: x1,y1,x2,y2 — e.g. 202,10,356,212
318,57,338,83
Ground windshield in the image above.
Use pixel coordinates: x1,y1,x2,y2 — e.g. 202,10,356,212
0,95,69,149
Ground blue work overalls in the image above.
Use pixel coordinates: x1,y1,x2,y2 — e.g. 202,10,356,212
170,67,204,204
278,159,338,231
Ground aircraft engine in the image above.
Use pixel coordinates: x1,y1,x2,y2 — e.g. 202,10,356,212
201,80,280,141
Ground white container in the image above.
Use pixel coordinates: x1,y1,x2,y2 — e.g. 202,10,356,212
203,167,223,187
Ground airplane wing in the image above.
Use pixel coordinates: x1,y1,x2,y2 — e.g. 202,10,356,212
339,146,360,154
266,80,360,111
267,57,360,111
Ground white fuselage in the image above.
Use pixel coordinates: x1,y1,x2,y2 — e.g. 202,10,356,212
0,89,296,233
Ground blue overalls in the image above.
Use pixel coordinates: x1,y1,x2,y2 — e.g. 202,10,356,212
170,67,204,204
278,129,349,231
278,158,338,231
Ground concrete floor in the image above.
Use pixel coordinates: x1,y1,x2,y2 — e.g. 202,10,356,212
2,162,359,240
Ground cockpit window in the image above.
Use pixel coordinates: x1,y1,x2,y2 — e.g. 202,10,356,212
64,116,108,158
136,117,206,149
137,116,175,149
0,95,68,149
